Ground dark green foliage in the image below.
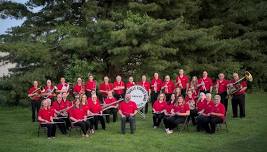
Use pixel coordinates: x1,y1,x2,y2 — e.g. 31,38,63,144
0,0,266,105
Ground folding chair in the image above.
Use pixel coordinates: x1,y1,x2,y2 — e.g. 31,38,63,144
217,116,228,132
178,116,190,132
37,123,47,137
68,121,82,136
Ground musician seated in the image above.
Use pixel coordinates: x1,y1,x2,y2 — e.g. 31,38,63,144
69,99,90,137
88,94,106,130
80,94,94,133
118,94,138,134
51,94,67,134
164,96,190,134
163,94,175,126
103,91,118,123
196,93,214,132
152,93,167,128
185,89,197,125
197,95,225,134
38,99,57,139
61,92,72,129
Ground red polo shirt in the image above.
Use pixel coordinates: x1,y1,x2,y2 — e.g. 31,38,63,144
28,86,41,101
85,80,96,91
137,81,151,92
151,78,163,92
89,101,102,113
104,97,116,105
119,101,137,116
175,75,189,89
126,82,135,89
113,81,125,95
69,107,86,120
165,103,174,114
197,77,213,92
38,108,54,123
173,103,190,113
212,103,225,120
216,79,229,94
73,84,83,94
153,100,167,112
57,83,69,92
204,101,215,114
229,80,247,95
196,100,207,112
52,101,67,111
43,85,55,99
99,82,113,96
162,80,175,94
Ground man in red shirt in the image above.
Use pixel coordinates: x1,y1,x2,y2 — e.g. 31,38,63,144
197,71,213,94
126,76,135,89
28,80,42,122
118,94,138,134
163,96,190,134
113,75,125,100
103,91,119,123
209,95,225,133
85,73,97,97
99,76,113,102
229,73,247,118
150,73,163,106
138,75,151,114
161,75,175,102
176,69,189,97
216,73,229,112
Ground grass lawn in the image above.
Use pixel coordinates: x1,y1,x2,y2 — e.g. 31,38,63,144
0,93,266,152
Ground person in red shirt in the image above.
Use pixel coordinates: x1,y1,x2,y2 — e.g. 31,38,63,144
152,93,167,128
229,73,248,118
28,80,42,122
150,73,163,106
99,76,113,102
42,79,56,100
215,73,229,112
197,71,213,94
161,75,175,102
185,89,197,125
56,77,70,93
164,96,190,134
174,87,182,99
208,95,225,133
69,99,90,137
126,76,135,89
103,91,119,123
73,77,85,98
176,69,189,97
163,94,175,125
85,73,97,97
118,94,138,134
38,99,57,139
190,76,199,96
113,75,125,100
51,94,67,134
196,93,214,132
88,94,105,130
138,75,151,114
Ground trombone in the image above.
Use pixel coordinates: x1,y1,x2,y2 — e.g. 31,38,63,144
227,71,253,95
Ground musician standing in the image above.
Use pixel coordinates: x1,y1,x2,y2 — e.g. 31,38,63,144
138,75,151,114
230,73,247,118
42,80,55,100
38,99,57,139
175,69,189,98
73,77,85,97
99,76,113,102
216,73,229,112
56,77,69,93
197,71,213,94
126,76,135,89
118,94,138,134
113,75,125,100
85,73,97,97
152,93,167,128
150,73,163,106
28,80,41,122
161,75,175,102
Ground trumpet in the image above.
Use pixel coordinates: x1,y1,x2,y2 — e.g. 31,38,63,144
227,71,253,95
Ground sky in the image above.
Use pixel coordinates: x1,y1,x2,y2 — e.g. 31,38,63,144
0,0,42,34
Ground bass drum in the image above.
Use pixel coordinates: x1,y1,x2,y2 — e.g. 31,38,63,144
126,85,148,109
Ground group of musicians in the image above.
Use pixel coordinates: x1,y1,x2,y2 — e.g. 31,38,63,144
28,69,248,138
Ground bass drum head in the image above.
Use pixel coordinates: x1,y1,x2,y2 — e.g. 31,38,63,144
126,85,148,109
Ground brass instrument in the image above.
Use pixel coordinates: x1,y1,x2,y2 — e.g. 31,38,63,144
227,71,253,95
102,99,123,111
29,87,42,100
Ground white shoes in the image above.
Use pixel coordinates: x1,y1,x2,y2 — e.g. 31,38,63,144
165,128,173,134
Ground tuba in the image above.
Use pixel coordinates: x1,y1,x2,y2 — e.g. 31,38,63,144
227,71,253,95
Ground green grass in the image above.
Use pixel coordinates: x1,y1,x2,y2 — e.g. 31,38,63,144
0,93,267,152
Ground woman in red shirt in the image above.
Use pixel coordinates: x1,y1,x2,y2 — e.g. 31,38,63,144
161,75,175,102
185,89,197,125
103,91,118,123
163,94,175,126
150,73,163,106
126,76,135,89
164,96,190,134
38,99,57,139
89,94,105,130
152,93,167,128
85,73,97,97
69,99,90,137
